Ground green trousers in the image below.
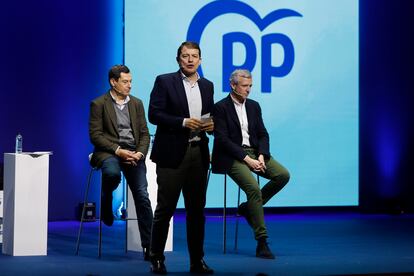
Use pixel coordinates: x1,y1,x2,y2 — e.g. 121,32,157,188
228,148,290,240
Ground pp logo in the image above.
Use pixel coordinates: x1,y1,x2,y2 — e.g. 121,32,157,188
187,0,302,93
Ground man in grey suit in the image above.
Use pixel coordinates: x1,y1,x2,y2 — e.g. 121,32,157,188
148,41,214,274
89,65,153,260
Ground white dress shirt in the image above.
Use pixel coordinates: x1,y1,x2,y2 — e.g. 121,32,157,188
230,94,250,147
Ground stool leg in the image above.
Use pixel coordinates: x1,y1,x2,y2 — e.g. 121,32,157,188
234,186,241,251
223,174,227,254
98,173,102,258
75,168,94,255
123,173,128,254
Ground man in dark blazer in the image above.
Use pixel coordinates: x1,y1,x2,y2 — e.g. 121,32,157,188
212,69,290,259
89,65,153,260
148,42,214,274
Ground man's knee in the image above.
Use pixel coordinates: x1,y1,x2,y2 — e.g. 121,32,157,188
281,169,290,185
269,165,290,185
102,169,121,188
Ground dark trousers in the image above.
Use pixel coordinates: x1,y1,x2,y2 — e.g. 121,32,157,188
101,156,153,248
150,145,208,262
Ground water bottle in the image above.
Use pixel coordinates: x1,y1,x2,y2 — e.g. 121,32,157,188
15,133,23,153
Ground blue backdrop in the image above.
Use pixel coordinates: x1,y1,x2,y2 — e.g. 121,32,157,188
125,0,359,208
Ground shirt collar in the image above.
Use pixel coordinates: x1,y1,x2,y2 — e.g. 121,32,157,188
180,70,200,82
109,90,130,105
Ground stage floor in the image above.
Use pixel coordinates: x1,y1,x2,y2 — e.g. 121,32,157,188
1,212,414,275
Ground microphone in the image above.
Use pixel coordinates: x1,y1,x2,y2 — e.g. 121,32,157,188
112,86,122,94
232,88,244,97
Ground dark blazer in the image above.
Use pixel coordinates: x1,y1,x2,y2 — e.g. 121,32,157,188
148,71,214,169
211,95,270,174
89,91,150,168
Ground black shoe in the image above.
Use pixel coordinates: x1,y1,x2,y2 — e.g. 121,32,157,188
101,213,114,226
256,238,275,259
237,202,252,226
150,259,167,274
143,247,150,261
190,259,214,274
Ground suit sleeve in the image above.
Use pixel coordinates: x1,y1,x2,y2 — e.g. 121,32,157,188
213,103,247,162
203,80,215,135
255,103,270,158
135,100,150,156
89,100,119,154
148,75,185,129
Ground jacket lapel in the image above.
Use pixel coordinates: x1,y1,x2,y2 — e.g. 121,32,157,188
199,79,209,116
225,95,241,130
245,99,255,134
128,99,137,137
172,71,190,117
104,92,118,133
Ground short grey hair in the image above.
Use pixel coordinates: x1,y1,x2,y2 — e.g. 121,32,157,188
229,69,252,85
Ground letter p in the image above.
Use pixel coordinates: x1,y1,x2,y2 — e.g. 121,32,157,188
222,32,256,92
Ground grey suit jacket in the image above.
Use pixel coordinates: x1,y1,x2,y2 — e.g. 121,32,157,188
89,91,150,168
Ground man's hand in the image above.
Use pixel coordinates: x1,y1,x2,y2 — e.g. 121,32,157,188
184,118,203,130
133,151,144,161
201,120,214,132
258,154,267,170
115,148,143,166
243,155,265,173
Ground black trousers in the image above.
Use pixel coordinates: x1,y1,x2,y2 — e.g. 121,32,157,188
150,144,208,262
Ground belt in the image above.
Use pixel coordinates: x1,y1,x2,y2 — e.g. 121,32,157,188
242,144,252,149
189,140,202,147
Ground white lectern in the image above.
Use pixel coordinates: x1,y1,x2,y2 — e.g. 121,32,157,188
3,152,51,256
127,157,173,252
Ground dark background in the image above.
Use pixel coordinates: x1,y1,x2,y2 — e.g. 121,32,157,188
1,0,413,220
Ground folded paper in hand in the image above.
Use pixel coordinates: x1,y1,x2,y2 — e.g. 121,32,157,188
200,113,212,124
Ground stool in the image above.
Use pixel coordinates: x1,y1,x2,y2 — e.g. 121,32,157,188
75,155,127,258
206,168,260,253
